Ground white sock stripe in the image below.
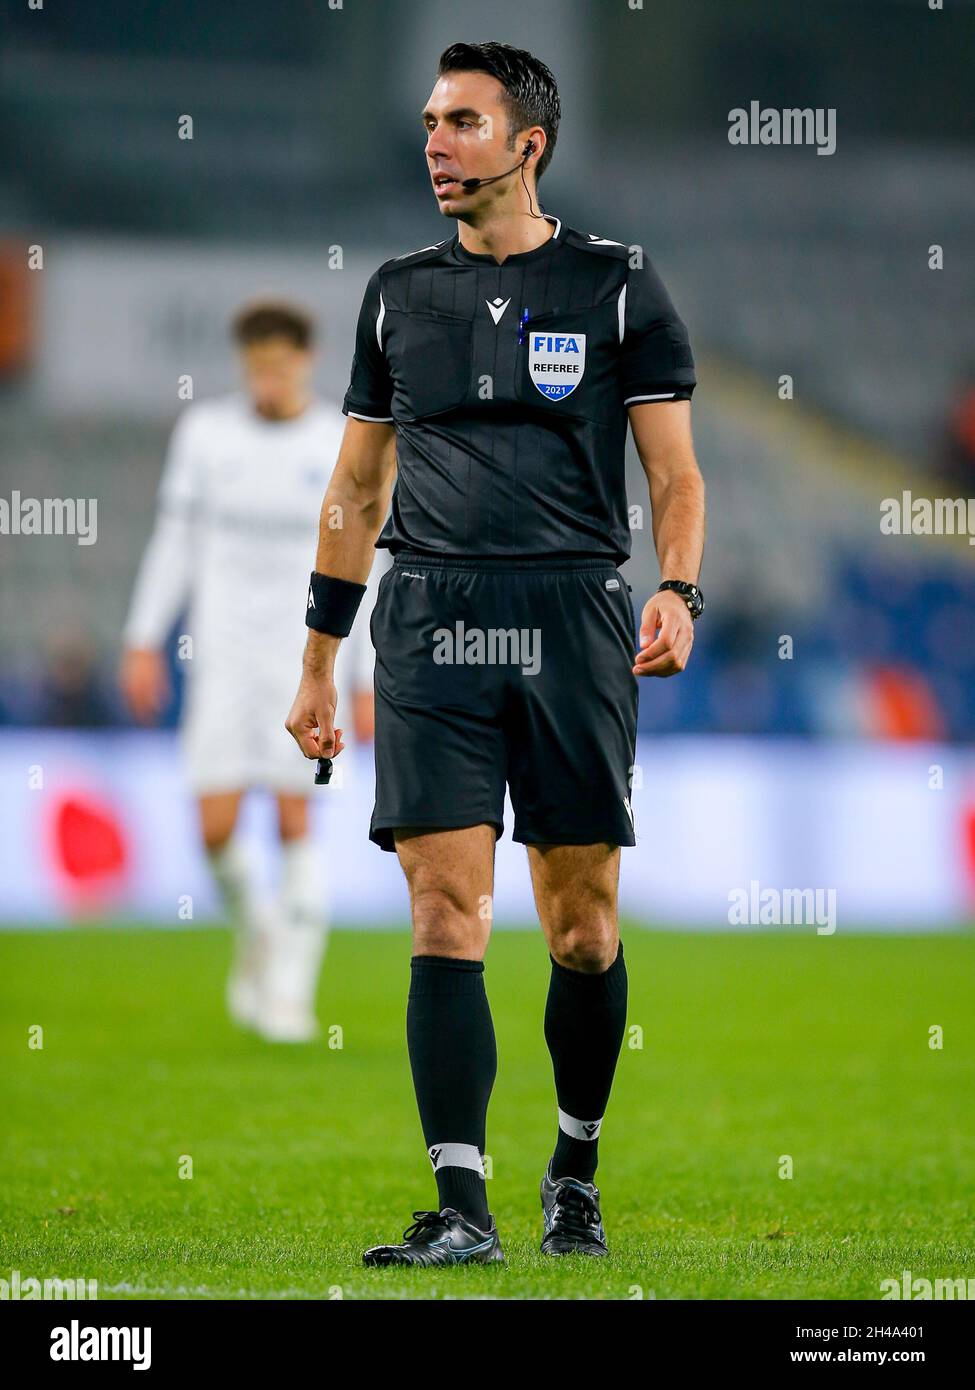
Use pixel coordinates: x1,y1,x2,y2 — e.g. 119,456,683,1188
558,1109,603,1141
427,1143,485,1175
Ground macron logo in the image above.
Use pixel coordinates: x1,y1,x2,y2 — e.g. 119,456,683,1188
486,296,511,325
307,586,315,610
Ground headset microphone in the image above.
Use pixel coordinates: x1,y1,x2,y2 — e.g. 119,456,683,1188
460,140,535,190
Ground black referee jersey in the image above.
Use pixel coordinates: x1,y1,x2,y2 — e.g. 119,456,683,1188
342,214,696,563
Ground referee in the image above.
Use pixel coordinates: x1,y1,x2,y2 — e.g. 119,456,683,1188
286,41,705,1266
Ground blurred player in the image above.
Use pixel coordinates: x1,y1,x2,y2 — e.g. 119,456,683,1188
121,301,382,1042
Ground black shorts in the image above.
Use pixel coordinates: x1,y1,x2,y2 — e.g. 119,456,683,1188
367,551,638,851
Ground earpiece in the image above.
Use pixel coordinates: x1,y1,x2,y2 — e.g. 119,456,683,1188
459,138,541,205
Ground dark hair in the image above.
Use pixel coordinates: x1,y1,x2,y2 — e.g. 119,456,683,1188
232,301,314,349
437,41,561,183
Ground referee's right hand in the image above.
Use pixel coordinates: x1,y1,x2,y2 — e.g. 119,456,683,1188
285,674,345,761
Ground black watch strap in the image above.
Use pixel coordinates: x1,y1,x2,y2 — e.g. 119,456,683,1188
657,579,705,620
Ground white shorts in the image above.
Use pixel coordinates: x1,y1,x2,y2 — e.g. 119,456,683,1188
181,656,361,798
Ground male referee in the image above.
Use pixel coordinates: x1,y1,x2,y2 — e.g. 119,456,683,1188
286,41,705,1265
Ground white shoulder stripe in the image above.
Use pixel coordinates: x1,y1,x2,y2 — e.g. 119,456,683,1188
393,240,448,260
617,283,626,344
376,292,386,350
587,232,625,247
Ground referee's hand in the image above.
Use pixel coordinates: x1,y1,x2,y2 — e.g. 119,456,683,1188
285,674,346,761
633,590,694,678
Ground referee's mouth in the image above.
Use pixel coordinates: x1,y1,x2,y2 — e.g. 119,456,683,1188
432,172,463,200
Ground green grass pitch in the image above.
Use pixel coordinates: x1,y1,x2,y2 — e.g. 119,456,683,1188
1,926,973,1300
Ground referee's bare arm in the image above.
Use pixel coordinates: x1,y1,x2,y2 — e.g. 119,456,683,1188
629,399,706,678
285,418,396,759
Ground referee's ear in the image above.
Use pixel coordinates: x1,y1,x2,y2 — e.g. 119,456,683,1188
523,126,547,179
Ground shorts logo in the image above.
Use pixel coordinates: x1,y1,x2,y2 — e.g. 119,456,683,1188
529,331,586,400
605,578,620,591
622,795,634,829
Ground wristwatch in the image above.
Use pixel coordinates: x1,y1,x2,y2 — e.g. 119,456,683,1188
657,579,705,621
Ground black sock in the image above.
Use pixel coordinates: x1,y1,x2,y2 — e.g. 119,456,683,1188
544,941,628,1183
406,955,496,1227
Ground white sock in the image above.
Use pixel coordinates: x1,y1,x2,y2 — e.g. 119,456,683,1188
207,835,261,933
266,835,328,1011
209,835,273,1024
279,834,327,934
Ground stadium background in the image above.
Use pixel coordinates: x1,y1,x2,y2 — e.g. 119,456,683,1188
1,0,974,1305
1,0,973,927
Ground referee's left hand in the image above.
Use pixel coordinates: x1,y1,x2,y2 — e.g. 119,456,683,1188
633,590,694,678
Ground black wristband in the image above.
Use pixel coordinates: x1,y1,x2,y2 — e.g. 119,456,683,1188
305,571,367,637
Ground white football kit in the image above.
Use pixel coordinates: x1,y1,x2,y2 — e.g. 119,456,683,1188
125,392,381,795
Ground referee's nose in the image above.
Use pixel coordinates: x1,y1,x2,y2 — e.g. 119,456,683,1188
425,126,453,169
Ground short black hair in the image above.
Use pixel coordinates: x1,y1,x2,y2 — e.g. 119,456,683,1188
232,301,314,350
437,41,561,183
